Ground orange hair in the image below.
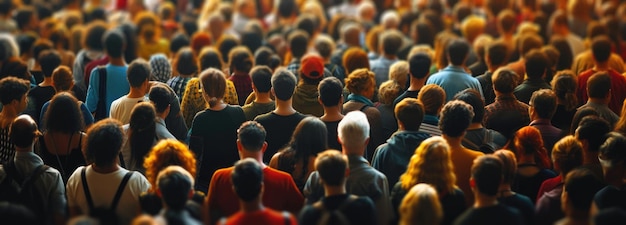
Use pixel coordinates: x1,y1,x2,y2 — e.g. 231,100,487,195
143,139,197,191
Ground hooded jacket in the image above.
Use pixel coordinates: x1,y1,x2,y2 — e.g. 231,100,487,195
372,130,431,189
292,84,323,117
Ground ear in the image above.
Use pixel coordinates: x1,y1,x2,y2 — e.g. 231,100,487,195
318,96,323,106
237,140,243,152
261,142,268,153
270,87,276,97
469,178,476,189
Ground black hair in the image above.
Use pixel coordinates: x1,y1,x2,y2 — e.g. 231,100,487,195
447,39,469,66
232,158,263,202
83,21,107,51
268,55,282,71
38,50,61,78
471,155,503,196
318,77,343,107
486,41,509,67
277,0,296,18
86,7,106,23
250,66,272,93
44,92,85,134
492,68,518,94
271,69,297,101
15,7,35,31
453,89,485,123
237,121,266,151
0,0,13,15
380,30,403,55
524,49,548,79
103,29,126,58
254,47,274,67
127,59,151,88
128,103,157,169
85,119,124,167
408,52,431,79
395,98,425,131
228,46,253,73
31,40,53,62
592,36,612,63
170,33,190,55
280,117,327,177
530,89,557,119
587,72,611,99
241,31,263,54
198,48,223,70
157,168,192,210
217,35,240,64
576,115,610,152
118,23,138,64
599,132,626,163
149,85,172,114
16,33,36,56
563,168,605,211
182,20,198,38
295,14,317,38
175,48,199,75
0,77,30,105
288,30,309,59
439,100,474,137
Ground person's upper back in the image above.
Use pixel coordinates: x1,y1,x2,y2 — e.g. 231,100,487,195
426,66,483,102
225,208,296,225
292,84,323,117
453,203,524,225
298,194,377,225
372,130,431,189
254,112,307,163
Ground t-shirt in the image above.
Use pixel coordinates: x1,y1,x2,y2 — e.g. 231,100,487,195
109,95,148,125
498,194,535,225
393,90,419,109
594,185,626,211
512,165,557,203
242,101,275,121
298,194,377,225
207,166,304,224
26,85,55,125
453,204,524,225
66,165,151,225
323,120,342,151
85,64,130,117
451,148,484,206
254,112,307,163
224,208,297,225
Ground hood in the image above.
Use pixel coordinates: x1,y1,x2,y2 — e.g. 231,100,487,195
386,131,431,159
294,84,319,103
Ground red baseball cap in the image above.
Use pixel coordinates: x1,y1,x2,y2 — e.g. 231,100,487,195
300,54,325,79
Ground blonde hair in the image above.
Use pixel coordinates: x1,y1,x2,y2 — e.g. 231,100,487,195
551,135,583,175
399,183,443,225
399,136,457,194
345,68,375,96
378,80,403,105
389,61,409,89
461,15,486,42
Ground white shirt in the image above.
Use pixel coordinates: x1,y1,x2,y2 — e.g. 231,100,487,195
109,95,148,124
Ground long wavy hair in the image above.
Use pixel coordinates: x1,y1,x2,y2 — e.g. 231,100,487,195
399,136,457,195
508,126,552,169
128,102,157,169
143,139,197,191
615,99,626,135
278,117,328,178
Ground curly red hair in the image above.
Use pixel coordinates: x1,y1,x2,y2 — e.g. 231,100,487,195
509,126,551,169
143,139,197,191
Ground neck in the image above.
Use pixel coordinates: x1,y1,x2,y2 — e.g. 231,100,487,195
467,123,483,130
109,57,125,66
324,184,347,197
321,106,344,121
0,106,19,123
127,88,145,98
240,199,264,213
474,193,498,208
40,77,53,86
408,78,426,91
487,65,501,73
443,134,463,148
593,63,609,71
233,71,247,77
497,184,514,198
564,209,590,224
274,99,296,116
588,97,609,105
14,146,33,153
342,146,364,157
494,91,514,98
240,151,267,168
383,53,396,60
91,163,120,174
254,92,272,103
518,154,536,164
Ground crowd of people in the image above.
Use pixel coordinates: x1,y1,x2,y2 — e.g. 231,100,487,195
2,0,626,224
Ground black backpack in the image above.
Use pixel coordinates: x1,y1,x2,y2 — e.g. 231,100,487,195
93,66,108,121
81,167,133,225
0,161,50,224
313,195,358,225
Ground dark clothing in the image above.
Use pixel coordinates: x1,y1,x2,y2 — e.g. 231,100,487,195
499,193,535,225
26,85,55,125
242,101,275,121
484,94,530,140
552,104,576,135
372,131,430,189
576,102,620,127
393,89,419,110
254,112,307,163
469,61,487,77
535,185,564,225
229,74,253,106
513,78,551,104
530,119,563,155
462,128,507,154
476,71,496,105
512,164,557,204
594,185,626,211
323,120,342,151
453,204,524,225
298,194,377,225
38,135,86,183
376,103,398,142
292,84,323,117
391,183,466,225
189,105,246,193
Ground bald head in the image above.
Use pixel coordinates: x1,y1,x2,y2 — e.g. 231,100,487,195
10,115,40,149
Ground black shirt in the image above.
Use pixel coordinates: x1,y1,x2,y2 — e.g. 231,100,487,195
298,194,377,225
254,112,307,163
393,90,419,109
499,193,535,225
453,204,524,225
594,185,626,211
27,85,55,125
323,120,342,151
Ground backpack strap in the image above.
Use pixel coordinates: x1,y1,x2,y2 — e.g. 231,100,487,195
81,167,95,212
81,167,134,212
359,104,369,112
313,195,359,225
95,66,107,120
483,129,493,144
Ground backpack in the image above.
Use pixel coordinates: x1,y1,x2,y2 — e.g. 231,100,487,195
463,129,497,154
312,195,358,225
81,167,133,225
0,161,50,224
93,66,108,121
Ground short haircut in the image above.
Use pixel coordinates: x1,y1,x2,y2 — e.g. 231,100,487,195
174,48,199,75
232,158,263,202
149,85,172,113
31,39,53,61
524,49,548,79
103,29,125,58
83,21,108,51
379,30,404,55
288,30,309,58
0,77,30,105
439,100,474,137
156,166,194,210
497,9,516,33
170,33,190,54
295,14,317,38
551,135,583,175
85,119,124,167
15,7,35,31
254,47,274,66
408,52,432,79
38,50,62,78
314,35,335,59
318,77,343,107
342,47,370,74
563,168,604,211
271,69,297,101
315,150,348,186
592,36,612,63
587,72,611,99
378,80,402,105
228,46,253,73
530,89,557,119
576,115,611,152
250,66,272,93
486,41,509,67
52,66,73,91
471,155,503,196
338,111,370,150
198,47,223,70
277,0,296,18
237,121,267,151
453,89,485,123
395,98,425,131
518,34,543,56
127,59,151,88
45,92,84,134
446,39,469,65
9,115,40,148
417,84,446,115
492,68,519,94
599,132,626,165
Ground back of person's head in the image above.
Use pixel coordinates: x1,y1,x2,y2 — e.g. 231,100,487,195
492,68,519,94
199,68,226,107
237,121,267,152
271,69,297,101
51,66,73,92
549,36,573,70
439,100,474,138
418,84,446,115
518,34,544,57
103,29,125,58
289,117,328,157
497,9,516,33
587,72,611,99
127,59,150,88
295,14,318,38
253,47,274,66
31,40,53,63
471,155,503,196
338,111,370,150
563,168,605,212
83,21,108,51
0,202,36,225
592,36,612,63
85,119,124,167
551,135,583,175
170,33,190,55
472,35,492,63
143,139,197,189
551,70,578,111
250,66,272,93
288,30,309,59
9,115,40,149
446,39,470,65
453,89,485,124
485,41,509,67
395,98,425,131
315,149,348,186
232,158,263,202
14,7,35,31
149,85,172,114
342,47,370,74
345,68,375,96
461,15,486,42
0,76,30,105
16,33,36,58
576,115,610,152
45,92,84,134
277,0,296,18
173,48,199,76
378,80,402,106
157,166,194,210
190,32,212,55
408,52,431,79
318,77,343,107
594,208,626,225
524,49,548,79
492,150,517,185
300,53,325,84
389,61,409,88
379,30,403,56
217,34,241,63
314,34,335,59
599,132,626,167
228,46,253,73
399,183,443,225
530,89,557,119
198,47,223,71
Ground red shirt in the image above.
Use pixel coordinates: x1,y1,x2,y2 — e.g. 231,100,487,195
228,74,252,106
536,175,562,202
207,166,304,221
577,69,626,114
224,208,297,225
